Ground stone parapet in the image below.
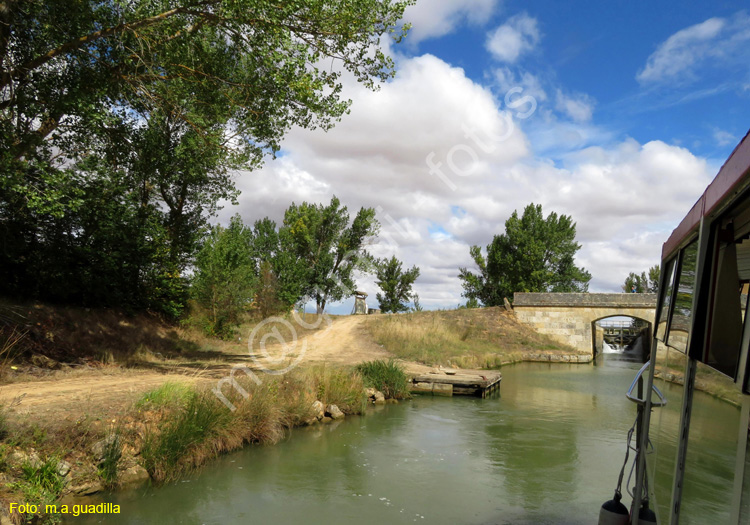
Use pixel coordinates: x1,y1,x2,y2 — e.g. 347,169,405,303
513,292,657,308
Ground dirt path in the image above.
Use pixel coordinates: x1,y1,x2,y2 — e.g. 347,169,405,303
0,315,428,419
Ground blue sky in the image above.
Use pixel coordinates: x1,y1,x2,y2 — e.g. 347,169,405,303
221,0,750,314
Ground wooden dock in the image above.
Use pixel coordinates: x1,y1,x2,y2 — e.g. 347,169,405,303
409,369,502,398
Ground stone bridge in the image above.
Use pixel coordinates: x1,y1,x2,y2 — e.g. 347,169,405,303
513,293,657,355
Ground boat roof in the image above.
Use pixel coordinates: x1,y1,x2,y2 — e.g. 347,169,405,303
663,129,750,259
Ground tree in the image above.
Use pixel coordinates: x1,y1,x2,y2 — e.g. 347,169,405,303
623,265,660,293
458,203,591,305
2,0,412,212
0,0,410,313
283,196,379,313
412,294,424,312
192,216,255,337
375,256,420,313
249,217,308,313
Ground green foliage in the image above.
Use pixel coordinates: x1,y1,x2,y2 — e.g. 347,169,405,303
284,196,379,313
10,457,66,523
623,265,660,293
412,294,424,312
249,218,309,314
136,383,195,410
375,256,420,313
458,203,591,306
0,0,410,316
192,216,256,337
355,359,411,399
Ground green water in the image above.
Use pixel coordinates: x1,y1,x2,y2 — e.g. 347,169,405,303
65,358,736,524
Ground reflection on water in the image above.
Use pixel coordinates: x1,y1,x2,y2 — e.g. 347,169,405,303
68,358,733,525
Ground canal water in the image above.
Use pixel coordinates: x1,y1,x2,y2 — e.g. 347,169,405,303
68,354,734,524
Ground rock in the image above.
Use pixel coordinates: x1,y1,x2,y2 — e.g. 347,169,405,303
311,400,325,420
320,416,333,423
373,391,386,405
365,388,377,398
91,434,121,465
326,404,345,420
56,460,72,478
119,465,150,486
30,353,60,369
7,450,41,469
69,480,104,496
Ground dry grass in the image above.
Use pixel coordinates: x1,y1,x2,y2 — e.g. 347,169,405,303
364,307,578,367
138,365,363,482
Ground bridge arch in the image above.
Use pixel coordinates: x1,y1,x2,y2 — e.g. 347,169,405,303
513,293,657,356
592,314,652,358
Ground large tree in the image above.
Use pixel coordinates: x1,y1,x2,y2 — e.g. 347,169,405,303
283,196,378,313
249,217,309,314
192,215,255,337
622,265,660,293
459,203,591,305
0,0,410,312
375,256,420,313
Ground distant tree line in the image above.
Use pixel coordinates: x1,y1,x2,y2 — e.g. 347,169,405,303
190,196,421,337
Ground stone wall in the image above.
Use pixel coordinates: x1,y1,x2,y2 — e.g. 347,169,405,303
513,293,657,354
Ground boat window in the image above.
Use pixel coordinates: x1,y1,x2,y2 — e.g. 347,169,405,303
656,258,677,342
702,234,748,378
667,241,698,353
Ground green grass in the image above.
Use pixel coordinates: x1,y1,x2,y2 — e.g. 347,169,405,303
9,457,66,524
97,428,123,488
304,365,366,415
355,359,410,399
136,382,194,409
140,391,233,482
139,365,366,482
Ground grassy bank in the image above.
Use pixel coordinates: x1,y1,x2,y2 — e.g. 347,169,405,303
364,307,581,368
0,363,380,523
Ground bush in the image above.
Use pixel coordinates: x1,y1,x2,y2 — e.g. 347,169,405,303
355,359,410,400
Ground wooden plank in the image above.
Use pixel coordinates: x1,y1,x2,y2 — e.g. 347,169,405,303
412,374,499,387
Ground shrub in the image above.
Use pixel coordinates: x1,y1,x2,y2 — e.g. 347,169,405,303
355,359,410,399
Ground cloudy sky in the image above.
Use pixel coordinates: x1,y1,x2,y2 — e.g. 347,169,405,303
219,0,750,314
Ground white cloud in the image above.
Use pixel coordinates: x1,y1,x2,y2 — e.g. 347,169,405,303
637,12,750,84
492,67,547,102
555,89,595,122
403,0,501,45
486,13,541,63
713,128,736,147
219,51,714,309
